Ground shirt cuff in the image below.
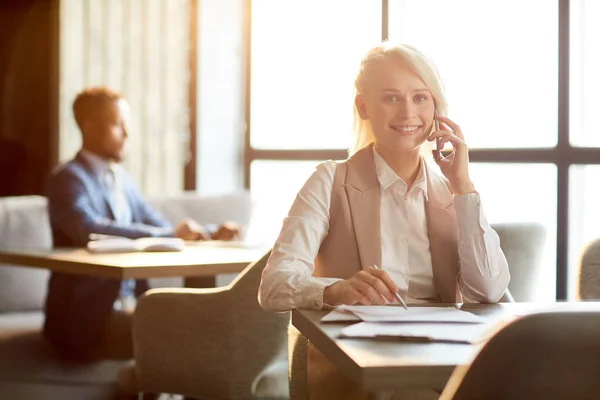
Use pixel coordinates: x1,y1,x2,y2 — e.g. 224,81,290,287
294,276,342,309
453,192,489,235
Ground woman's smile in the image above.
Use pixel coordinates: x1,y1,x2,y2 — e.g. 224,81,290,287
390,124,422,136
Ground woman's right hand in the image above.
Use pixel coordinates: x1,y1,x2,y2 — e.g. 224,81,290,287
323,266,399,306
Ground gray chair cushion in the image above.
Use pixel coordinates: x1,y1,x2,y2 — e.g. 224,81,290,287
0,196,52,313
0,311,125,387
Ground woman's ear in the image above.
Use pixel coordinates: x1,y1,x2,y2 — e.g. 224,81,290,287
355,95,369,120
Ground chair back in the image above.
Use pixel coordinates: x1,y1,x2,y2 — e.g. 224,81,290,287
132,250,290,399
577,238,600,300
492,222,546,301
0,196,51,313
440,311,600,400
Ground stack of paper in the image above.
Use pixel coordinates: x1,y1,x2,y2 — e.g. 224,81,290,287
339,322,496,344
322,305,498,344
322,305,486,324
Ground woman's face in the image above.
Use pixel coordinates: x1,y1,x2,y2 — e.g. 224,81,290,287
355,55,435,154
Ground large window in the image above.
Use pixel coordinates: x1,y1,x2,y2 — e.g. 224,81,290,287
570,0,600,148
568,0,600,296
251,0,381,151
248,0,381,236
246,0,600,300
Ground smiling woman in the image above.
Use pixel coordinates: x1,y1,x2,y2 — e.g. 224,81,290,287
258,41,511,400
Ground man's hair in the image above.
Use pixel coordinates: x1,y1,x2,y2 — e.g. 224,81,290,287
72,87,123,131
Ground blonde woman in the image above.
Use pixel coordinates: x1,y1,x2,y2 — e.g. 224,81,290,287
258,42,510,399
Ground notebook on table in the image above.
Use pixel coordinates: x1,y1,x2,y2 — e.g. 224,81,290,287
86,235,185,253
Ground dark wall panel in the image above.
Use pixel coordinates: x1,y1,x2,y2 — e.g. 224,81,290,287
0,0,58,196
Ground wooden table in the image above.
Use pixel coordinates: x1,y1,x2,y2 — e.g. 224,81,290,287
0,242,269,287
292,302,600,393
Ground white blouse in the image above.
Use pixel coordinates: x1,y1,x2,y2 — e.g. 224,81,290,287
259,149,510,311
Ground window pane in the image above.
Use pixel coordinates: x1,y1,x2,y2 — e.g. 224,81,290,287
389,0,558,149
249,160,323,242
250,0,381,150
469,163,557,301
570,0,600,147
569,165,600,298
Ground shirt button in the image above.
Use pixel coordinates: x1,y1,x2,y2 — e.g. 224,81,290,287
401,237,409,245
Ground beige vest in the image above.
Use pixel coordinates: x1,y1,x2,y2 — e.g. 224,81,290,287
314,144,462,303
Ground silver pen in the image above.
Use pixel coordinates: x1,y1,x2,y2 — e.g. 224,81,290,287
372,264,408,310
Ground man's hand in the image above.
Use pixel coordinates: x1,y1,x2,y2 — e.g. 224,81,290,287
323,266,399,306
173,219,210,240
211,221,240,241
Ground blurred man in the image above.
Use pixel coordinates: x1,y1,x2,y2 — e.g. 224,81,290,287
44,87,237,361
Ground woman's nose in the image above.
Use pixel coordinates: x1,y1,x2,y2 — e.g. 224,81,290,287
396,100,416,118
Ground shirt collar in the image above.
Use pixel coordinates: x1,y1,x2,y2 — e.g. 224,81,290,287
372,147,429,200
79,149,113,179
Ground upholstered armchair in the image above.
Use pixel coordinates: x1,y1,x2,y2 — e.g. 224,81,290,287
440,311,600,399
118,251,290,400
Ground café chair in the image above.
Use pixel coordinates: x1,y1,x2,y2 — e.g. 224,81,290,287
118,250,290,399
440,311,600,400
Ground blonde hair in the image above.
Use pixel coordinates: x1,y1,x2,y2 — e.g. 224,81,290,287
350,43,448,155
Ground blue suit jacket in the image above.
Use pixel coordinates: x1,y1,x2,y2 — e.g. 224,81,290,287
43,151,173,360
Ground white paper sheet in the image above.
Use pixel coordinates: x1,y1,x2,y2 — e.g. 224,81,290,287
321,305,485,324
339,321,496,343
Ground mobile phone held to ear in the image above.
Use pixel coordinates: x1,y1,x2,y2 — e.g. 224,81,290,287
434,107,442,161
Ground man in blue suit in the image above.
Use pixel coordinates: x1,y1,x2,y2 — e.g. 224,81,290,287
44,87,237,361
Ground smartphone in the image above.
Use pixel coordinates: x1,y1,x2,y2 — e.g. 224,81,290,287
434,107,442,161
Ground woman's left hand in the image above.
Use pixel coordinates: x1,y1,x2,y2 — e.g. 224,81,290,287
427,116,476,194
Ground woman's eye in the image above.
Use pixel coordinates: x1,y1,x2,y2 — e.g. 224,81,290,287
387,95,399,103
414,94,427,103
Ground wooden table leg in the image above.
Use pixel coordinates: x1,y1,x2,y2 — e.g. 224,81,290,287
184,276,217,288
